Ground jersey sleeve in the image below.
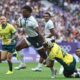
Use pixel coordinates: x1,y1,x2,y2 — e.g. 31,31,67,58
10,24,16,34
47,21,54,30
27,17,39,29
32,19,39,29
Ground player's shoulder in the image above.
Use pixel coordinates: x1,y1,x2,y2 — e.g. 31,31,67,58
28,16,37,22
7,23,12,27
52,43,60,51
29,16,35,19
47,19,53,24
7,23,16,30
53,43,58,47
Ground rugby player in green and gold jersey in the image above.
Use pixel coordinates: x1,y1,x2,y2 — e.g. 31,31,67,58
45,42,80,78
0,16,16,74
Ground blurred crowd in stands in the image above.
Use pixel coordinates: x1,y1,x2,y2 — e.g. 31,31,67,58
0,0,80,42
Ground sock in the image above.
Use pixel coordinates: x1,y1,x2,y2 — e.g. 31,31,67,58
18,51,25,66
50,67,56,76
37,63,43,68
7,61,12,71
59,66,64,74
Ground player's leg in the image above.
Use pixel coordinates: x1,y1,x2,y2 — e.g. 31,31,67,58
27,36,45,71
14,36,30,70
44,57,57,78
32,47,56,78
0,50,11,74
14,50,26,70
6,52,13,74
49,60,56,79
32,57,43,71
6,44,16,74
63,58,80,78
1,45,8,61
31,46,47,71
59,65,64,74
64,68,80,78
38,49,56,78
71,69,80,78
1,51,7,61
28,36,56,78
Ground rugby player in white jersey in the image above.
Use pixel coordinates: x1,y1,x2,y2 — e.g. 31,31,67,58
16,5,47,68
15,5,56,78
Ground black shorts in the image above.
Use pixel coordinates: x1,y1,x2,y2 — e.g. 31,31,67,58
27,36,47,59
27,36,43,49
63,58,76,77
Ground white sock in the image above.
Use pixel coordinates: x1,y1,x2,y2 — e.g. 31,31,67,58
37,63,43,68
59,66,64,74
18,51,25,66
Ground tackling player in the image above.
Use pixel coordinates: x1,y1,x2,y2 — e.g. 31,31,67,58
45,42,80,78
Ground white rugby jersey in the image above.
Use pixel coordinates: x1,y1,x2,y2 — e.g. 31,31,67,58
44,19,54,38
17,16,39,37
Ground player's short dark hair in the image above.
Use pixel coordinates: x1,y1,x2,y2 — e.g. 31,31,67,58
22,5,32,13
45,12,51,17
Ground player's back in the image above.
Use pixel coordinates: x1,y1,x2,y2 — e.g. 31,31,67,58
49,43,73,66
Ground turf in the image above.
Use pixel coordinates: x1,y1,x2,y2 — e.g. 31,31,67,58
0,62,80,80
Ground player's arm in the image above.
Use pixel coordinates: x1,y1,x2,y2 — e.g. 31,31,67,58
44,49,55,67
47,21,58,39
11,32,17,41
48,28,58,40
48,28,55,38
16,17,23,28
35,27,45,43
10,25,17,41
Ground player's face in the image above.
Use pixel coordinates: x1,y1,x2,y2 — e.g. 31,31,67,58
22,9,30,18
44,14,50,22
0,17,7,24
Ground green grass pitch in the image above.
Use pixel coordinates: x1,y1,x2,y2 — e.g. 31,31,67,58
0,62,80,80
